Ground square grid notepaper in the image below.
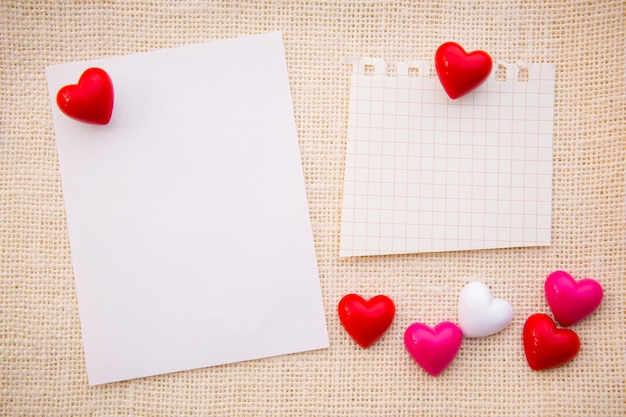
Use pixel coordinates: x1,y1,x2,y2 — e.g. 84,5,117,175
340,58,556,257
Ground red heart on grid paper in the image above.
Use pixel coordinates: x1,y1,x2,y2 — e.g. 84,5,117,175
56,67,114,125
338,294,395,348
544,270,603,327
523,313,580,371
434,42,493,99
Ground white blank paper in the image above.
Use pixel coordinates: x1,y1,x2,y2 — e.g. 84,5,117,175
46,32,328,385
340,59,555,257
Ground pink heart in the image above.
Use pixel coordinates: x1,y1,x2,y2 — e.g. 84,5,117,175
403,322,462,376
545,270,603,327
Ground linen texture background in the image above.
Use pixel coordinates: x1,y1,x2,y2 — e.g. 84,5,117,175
1,1,624,416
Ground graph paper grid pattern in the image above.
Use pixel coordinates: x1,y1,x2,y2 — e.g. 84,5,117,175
340,58,556,257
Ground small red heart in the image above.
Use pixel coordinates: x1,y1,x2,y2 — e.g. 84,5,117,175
56,67,114,125
435,42,493,99
338,294,395,348
523,313,580,371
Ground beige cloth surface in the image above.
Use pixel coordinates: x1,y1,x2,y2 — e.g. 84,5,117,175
1,1,624,415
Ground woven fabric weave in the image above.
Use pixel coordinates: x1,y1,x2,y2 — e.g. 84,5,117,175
1,1,624,416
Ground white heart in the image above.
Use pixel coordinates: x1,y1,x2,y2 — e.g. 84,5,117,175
458,282,513,338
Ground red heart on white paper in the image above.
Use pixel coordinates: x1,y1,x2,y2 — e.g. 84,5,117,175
56,67,114,125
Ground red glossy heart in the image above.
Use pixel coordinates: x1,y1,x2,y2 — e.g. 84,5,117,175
338,294,395,348
435,42,493,99
56,67,114,125
523,313,580,371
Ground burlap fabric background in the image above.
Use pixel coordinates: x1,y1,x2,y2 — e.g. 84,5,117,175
2,1,624,416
